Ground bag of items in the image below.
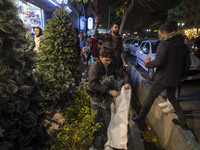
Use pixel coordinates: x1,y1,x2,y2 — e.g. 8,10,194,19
105,86,131,150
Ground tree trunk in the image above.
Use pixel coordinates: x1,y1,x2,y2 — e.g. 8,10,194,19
119,0,137,36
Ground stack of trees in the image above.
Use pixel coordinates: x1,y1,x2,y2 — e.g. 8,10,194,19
0,0,48,149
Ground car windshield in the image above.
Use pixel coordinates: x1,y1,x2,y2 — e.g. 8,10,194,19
152,41,160,53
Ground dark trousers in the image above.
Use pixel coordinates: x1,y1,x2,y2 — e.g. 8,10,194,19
91,104,111,138
139,82,186,125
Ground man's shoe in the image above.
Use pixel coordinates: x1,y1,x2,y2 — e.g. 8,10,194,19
159,99,171,108
172,119,189,130
162,105,175,113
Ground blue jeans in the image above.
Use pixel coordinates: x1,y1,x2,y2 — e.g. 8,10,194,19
91,104,111,138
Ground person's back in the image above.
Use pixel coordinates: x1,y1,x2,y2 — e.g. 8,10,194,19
132,23,191,130
154,32,191,86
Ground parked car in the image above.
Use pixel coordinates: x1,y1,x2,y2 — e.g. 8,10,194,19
135,40,200,80
135,39,160,80
185,47,200,80
130,39,145,56
123,38,135,53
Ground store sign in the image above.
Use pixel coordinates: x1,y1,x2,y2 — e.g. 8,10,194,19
87,17,93,30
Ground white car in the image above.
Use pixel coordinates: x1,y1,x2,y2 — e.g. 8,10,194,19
123,38,134,53
185,49,200,80
130,39,145,56
135,39,160,80
135,40,200,80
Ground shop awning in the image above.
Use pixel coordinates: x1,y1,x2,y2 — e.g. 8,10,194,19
23,0,58,12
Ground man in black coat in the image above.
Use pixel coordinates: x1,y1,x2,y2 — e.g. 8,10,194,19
132,23,191,130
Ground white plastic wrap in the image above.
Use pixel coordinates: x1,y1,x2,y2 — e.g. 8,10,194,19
105,86,132,150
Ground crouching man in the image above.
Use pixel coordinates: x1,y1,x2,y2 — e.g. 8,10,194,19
88,45,131,148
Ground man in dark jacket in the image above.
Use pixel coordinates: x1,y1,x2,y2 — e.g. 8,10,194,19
93,17,127,69
132,23,191,130
88,45,131,147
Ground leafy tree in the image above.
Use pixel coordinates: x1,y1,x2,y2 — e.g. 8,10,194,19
92,0,164,35
35,6,81,108
51,82,100,150
0,0,48,149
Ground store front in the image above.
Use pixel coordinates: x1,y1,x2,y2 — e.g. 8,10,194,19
13,0,45,33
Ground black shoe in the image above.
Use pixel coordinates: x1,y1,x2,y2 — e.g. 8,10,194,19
172,119,189,130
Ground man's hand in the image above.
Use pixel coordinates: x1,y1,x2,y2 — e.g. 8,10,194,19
124,84,131,89
94,17,99,25
109,90,119,97
123,61,128,68
144,62,147,68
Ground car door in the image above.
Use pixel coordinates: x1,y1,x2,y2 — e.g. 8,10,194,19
140,41,150,70
137,41,146,67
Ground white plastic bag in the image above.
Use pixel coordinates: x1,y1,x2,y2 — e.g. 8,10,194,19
105,86,132,150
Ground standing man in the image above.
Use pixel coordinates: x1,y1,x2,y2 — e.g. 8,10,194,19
93,17,127,69
88,45,131,148
132,23,191,130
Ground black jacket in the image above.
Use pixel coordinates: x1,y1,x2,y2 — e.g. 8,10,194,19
88,59,130,108
88,60,130,94
146,32,191,86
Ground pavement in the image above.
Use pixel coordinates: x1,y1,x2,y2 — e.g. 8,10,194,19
128,64,200,150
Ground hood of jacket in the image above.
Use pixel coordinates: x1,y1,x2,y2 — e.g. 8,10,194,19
159,31,184,41
159,31,186,48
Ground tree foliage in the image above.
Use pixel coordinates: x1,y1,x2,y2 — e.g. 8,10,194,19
35,6,81,108
51,83,100,150
0,0,48,149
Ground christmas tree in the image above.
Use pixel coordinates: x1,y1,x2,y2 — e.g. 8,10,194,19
35,6,81,108
0,0,48,149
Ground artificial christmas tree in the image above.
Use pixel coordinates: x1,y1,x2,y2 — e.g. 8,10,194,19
35,6,81,108
0,0,48,149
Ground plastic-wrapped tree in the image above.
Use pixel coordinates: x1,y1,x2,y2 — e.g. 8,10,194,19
35,6,81,108
0,0,48,149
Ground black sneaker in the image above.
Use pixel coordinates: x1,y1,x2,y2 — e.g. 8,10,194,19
172,119,189,130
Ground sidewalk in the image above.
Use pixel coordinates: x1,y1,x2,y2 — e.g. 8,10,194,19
129,65,200,150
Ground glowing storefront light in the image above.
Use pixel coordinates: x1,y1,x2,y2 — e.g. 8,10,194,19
88,17,93,30
48,0,58,6
56,0,62,4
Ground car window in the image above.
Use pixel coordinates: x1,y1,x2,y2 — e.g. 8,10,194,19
152,41,160,53
140,42,146,50
143,42,150,54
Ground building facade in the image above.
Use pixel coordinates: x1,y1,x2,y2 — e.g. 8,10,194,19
168,0,200,39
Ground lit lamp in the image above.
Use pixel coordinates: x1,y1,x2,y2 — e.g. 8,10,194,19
87,17,93,30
